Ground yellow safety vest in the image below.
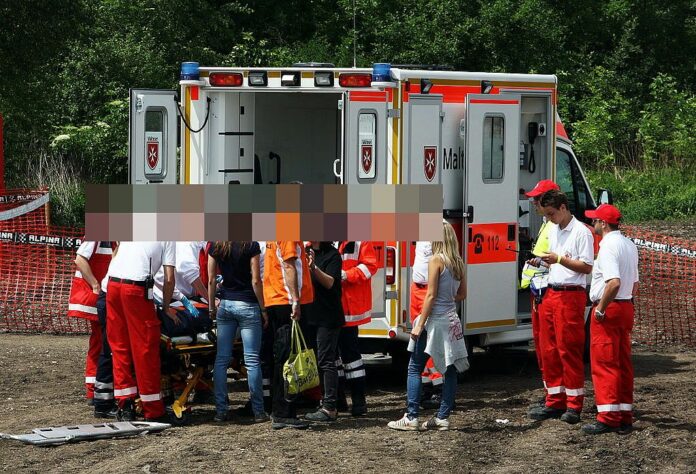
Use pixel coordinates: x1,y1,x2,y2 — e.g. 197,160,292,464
520,220,552,289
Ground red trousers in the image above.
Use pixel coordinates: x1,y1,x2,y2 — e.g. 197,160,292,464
106,281,164,419
539,289,586,411
590,302,634,427
410,282,442,385
531,294,545,388
84,319,103,399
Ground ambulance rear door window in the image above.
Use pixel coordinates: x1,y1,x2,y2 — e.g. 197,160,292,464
482,115,504,182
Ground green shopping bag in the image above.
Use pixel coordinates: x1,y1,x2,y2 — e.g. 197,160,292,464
283,320,320,398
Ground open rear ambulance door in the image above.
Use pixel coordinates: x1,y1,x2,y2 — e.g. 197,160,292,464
463,94,521,333
129,89,178,184
342,89,389,336
403,93,444,327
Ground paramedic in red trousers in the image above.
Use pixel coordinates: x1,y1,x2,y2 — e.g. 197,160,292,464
106,242,177,422
68,241,115,404
521,179,560,407
528,190,594,425
581,204,639,435
410,241,444,408
337,241,378,415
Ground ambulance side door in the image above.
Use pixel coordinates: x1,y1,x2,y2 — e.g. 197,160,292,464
463,94,521,333
343,90,388,324
129,89,178,184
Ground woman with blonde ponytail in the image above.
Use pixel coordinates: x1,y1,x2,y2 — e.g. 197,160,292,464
388,221,469,432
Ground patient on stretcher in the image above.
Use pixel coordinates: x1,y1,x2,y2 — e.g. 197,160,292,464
157,300,213,342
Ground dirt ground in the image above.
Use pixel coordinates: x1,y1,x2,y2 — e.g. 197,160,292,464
0,335,695,473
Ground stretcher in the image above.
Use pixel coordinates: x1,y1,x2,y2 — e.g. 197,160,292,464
0,421,170,446
159,332,217,424
157,301,246,424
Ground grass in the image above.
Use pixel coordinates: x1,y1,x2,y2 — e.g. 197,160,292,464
586,166,696,222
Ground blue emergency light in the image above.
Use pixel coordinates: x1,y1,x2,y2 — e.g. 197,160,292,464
372,63,392,82
180,62,200,81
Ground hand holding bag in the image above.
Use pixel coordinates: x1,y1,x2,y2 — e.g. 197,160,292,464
283,320,320,398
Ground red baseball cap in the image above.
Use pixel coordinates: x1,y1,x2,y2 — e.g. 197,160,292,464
525,179,560,198
585,204,622,224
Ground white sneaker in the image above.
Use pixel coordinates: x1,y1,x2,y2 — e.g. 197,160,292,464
421,416,450,431
387,414,421,431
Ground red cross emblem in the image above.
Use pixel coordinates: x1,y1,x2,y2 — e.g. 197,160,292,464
361,145,373,174
423,146,437,182
147,141,159,170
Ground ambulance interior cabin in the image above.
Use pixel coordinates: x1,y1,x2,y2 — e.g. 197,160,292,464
207,91,343,187
516,96,552,320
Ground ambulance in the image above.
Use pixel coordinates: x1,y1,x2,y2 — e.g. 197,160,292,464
128,62,598,355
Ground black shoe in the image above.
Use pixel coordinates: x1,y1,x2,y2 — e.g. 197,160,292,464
528,405,564,421
233,401,255,418
582,421,619,435
253,413,271,423
94,405,119,419
619,423,633,435
421,394,442,410
117,399,136,422
560,409,581,425
271,416,310,430
305,408,337,422
528,396,547,409
213,411,230,423
87,398,95,407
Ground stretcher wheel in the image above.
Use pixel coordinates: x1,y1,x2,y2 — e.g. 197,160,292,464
169,410,190,426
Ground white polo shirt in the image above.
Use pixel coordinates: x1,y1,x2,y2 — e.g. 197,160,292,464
547,216,594,286
153,241,203,301
589,231,639,303
108,242,176,282
412,242,432,285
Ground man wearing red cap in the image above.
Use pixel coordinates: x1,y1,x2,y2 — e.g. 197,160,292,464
521,180,560,406
582,204,639,434
528,190,594,425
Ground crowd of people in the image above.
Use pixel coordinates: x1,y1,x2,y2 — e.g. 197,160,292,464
67,181,639,434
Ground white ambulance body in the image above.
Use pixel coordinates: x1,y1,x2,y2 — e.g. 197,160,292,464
129,63,597,352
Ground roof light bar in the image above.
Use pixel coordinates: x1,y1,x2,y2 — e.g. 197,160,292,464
339,73,372,88
209,72,243,87
314,71,334,87
281,71,301,86
248,71,268,87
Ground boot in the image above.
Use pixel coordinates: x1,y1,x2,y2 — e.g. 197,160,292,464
117,399,136,422
349,377,367,416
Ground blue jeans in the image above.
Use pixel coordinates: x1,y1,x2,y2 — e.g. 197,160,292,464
214,300,264,416
406,330,458,420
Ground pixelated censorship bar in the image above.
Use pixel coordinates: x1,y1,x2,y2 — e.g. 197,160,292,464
85,184,443,241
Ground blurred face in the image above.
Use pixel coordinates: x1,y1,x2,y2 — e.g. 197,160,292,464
532,196,544,215
592,219,605,235
542,204,567,225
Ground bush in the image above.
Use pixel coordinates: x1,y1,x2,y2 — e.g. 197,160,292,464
49,100,128,185
586,167,696,222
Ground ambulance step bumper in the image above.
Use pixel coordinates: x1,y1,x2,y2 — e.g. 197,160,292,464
481,327,533,347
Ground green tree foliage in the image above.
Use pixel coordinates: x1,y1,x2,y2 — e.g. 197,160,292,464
0,0,693,224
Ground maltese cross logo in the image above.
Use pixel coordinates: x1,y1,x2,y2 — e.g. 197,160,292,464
147,142,159,170
361,145,373,174
423,146,437,182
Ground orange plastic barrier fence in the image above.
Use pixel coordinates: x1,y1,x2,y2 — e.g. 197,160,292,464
0,189,88,333
623,225,696,348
